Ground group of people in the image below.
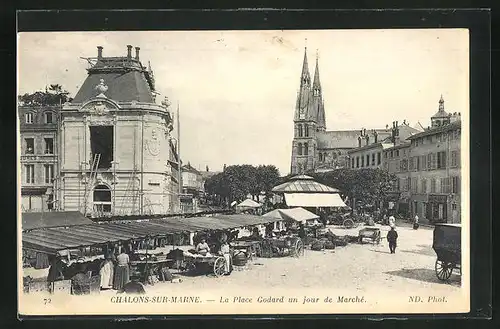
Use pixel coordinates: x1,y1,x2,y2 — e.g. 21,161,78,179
194,235,233,276
46,246,133,293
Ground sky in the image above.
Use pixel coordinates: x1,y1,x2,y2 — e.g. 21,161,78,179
17,30,469,175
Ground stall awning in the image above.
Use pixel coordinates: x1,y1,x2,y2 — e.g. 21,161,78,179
22,211,95,231
284,193,347,208
236,199,262,208
22,214,282,254
263,207,319,222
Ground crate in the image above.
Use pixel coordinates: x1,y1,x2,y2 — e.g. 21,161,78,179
27,281,49,294
51,280,72,295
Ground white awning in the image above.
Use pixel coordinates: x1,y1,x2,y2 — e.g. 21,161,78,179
284,193,347,208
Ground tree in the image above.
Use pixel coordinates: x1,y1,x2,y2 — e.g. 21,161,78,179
18,84,72,106
312,168,397,210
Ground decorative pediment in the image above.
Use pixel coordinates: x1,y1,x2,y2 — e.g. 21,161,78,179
79,98,120,115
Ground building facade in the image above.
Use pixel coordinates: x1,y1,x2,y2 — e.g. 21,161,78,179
57,45,179,217
18,105,60,212
290,48,421,175
383,98,462,224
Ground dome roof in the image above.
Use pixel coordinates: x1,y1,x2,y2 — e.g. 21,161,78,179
272,175,340,193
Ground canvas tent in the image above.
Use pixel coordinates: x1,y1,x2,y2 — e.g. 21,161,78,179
263,207,319,223
236,198,262,209
272,175,347,208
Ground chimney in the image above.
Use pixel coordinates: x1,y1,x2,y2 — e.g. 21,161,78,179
97,46,103,59
127,45,133,59
135,47,140,60
358,136,362,147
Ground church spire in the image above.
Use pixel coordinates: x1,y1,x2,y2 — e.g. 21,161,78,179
439,94,445,112
313,49,321,92
300,47,311,86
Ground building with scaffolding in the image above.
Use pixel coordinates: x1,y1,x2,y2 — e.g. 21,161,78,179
56,45,180,217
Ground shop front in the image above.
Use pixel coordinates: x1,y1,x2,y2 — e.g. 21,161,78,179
410,194,429,223
427,194,448,224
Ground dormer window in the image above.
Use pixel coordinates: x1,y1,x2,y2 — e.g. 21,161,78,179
25,112,34,124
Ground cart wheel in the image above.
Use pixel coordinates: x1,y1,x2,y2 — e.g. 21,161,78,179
435,260,453,281
343,219,354,229
293,239,304,257
213,257,227,277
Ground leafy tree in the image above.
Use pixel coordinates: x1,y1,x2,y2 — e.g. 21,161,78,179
18,84,72,106
312,168,397,210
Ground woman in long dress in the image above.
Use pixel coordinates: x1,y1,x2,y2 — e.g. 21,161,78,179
113,250,130,290
99,255,114,290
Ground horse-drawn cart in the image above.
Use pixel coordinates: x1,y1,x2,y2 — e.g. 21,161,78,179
260,236,304,258
432,224,461,282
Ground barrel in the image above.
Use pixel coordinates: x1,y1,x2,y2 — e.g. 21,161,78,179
232,252,248,266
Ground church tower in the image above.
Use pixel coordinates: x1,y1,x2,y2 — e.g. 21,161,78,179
290,48,318,175
312,51,326,132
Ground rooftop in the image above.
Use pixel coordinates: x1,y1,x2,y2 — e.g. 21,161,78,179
407,120,461,140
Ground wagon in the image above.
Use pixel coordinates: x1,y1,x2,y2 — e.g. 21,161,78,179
180,254,228,277
358,227,381,244
260,236,304,258
432,224,461,281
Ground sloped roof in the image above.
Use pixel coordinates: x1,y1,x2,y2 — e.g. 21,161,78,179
237,199,262,208
72,70,154,103
22,211,94,231
272,175,340,193
407,120,461,140
182,163,200,174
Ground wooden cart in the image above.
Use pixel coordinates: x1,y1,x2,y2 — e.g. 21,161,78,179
260,237,304,258
231,241,262,260
358,227,381,244
180,254,228,277
432,224,461,281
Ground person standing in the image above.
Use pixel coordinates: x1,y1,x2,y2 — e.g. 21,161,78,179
387,226,398,254
99,254,114,290
413,215,420,230
219,238,232,276
113,249,130,290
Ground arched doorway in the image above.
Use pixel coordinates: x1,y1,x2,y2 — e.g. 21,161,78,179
93,184,112,215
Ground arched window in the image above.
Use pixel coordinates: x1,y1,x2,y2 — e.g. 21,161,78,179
305,125,309,137
298,143,303,155
94,184,112,214
304,143,308,156
298,125,303,137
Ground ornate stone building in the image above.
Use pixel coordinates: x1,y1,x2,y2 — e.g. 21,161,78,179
57,45,179,217
290,48,420,175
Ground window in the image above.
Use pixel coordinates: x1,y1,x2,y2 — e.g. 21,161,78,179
411,179,418,193
44,164,54,183
298,143,303,155
90,126,114,169
304,143,308,156
400,159,408,172
430,178,436,193
390,151,393,158
25,164,35,184
437,151,447,169
319,153,323,162
305,125,309,137
361,156,364,167
440,177,451,193
416,156,420,171
420,155,427,170
45,112,53,124
409,157,414,171
395,150,399,157
451,150,459,167
298,125,303,137
366,155,369,166
356,156,359,168
25,138,34,154
25,112,34,124
44,138,54,154
377,152,381,165
371,153,375,166
406,178,411,191
452,176,460,194
93,184,112,214
351,158,355,168
396,179,401,191
421,179,427,194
